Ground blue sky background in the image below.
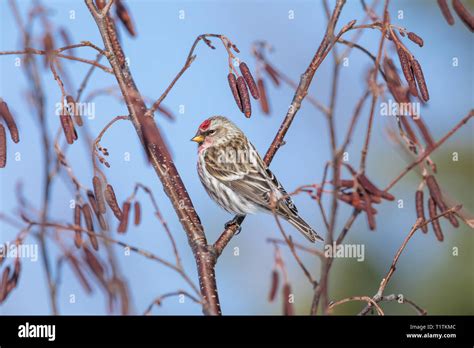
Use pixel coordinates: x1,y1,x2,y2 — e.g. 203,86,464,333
0,0,473,315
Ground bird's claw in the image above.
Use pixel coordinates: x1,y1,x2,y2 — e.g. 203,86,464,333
224,216,242,235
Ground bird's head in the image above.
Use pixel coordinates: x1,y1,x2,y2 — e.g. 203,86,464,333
191,116,239,148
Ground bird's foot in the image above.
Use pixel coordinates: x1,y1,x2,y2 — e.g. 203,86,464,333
224,215,243,235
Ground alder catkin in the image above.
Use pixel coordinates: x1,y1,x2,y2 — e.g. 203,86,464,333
60,114,75,144
105,184,123,221
407,32,424,47
74,205,83,248
397,48,418,97
257,78,270,115
428,197,444,242
0,124,6,168
411,59,430,102
239,62,260,100
227,73,242,112
268,270,279,302
82,203,99,250
264,63,280,86
0,100,19,143
452,0,474,31
415,190,428,233
117,202,131,233
66,95,83,127
134,201,141,226
93,176,106,214
437,0,455,25
236,76,251,118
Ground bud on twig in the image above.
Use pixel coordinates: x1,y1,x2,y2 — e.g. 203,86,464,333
60,113,75,144
115,0,136,36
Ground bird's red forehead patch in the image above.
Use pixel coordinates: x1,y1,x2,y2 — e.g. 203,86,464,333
199,119,211,130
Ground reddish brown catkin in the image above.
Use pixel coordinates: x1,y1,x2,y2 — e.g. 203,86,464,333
227,73,242,112
264,63,280,86
428,198,444,241
239,62,260,99
0,266,10,302
82,203,99,251
282,283,294,316
117,202,131,233
452,0,474,31
236,76,251,118
83,246,105,280
425,175,447,210
268,270,279,302
257,78,270,115
0,101,19,143
104,184,123,220
87,190,100,216
60,113,75,144
74,205,83,248
93,176,106,214
407,32,424,47
134,201,141,226
415,190,428,233
67,254,92,294
362,192,376,230
437,0,455,25
357,174,395,201
66,95,83,127
397,48,418,97
0,124,6,168
411,59,430,102
115,0,136,36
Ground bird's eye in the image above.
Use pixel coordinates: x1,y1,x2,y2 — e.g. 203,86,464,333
208,129,215,135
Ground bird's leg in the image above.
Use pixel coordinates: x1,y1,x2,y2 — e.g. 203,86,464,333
224,215,244,235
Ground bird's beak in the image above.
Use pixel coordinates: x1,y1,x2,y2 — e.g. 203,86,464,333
191,133,205,143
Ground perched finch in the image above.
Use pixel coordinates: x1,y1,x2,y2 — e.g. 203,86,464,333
191,116,323,243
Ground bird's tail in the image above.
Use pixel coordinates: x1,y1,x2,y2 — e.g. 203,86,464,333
286,214,324,243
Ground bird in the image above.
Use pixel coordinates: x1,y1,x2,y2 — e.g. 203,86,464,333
191,115,323,243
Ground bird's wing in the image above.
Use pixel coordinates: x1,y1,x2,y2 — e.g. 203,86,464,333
204,139,297,215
